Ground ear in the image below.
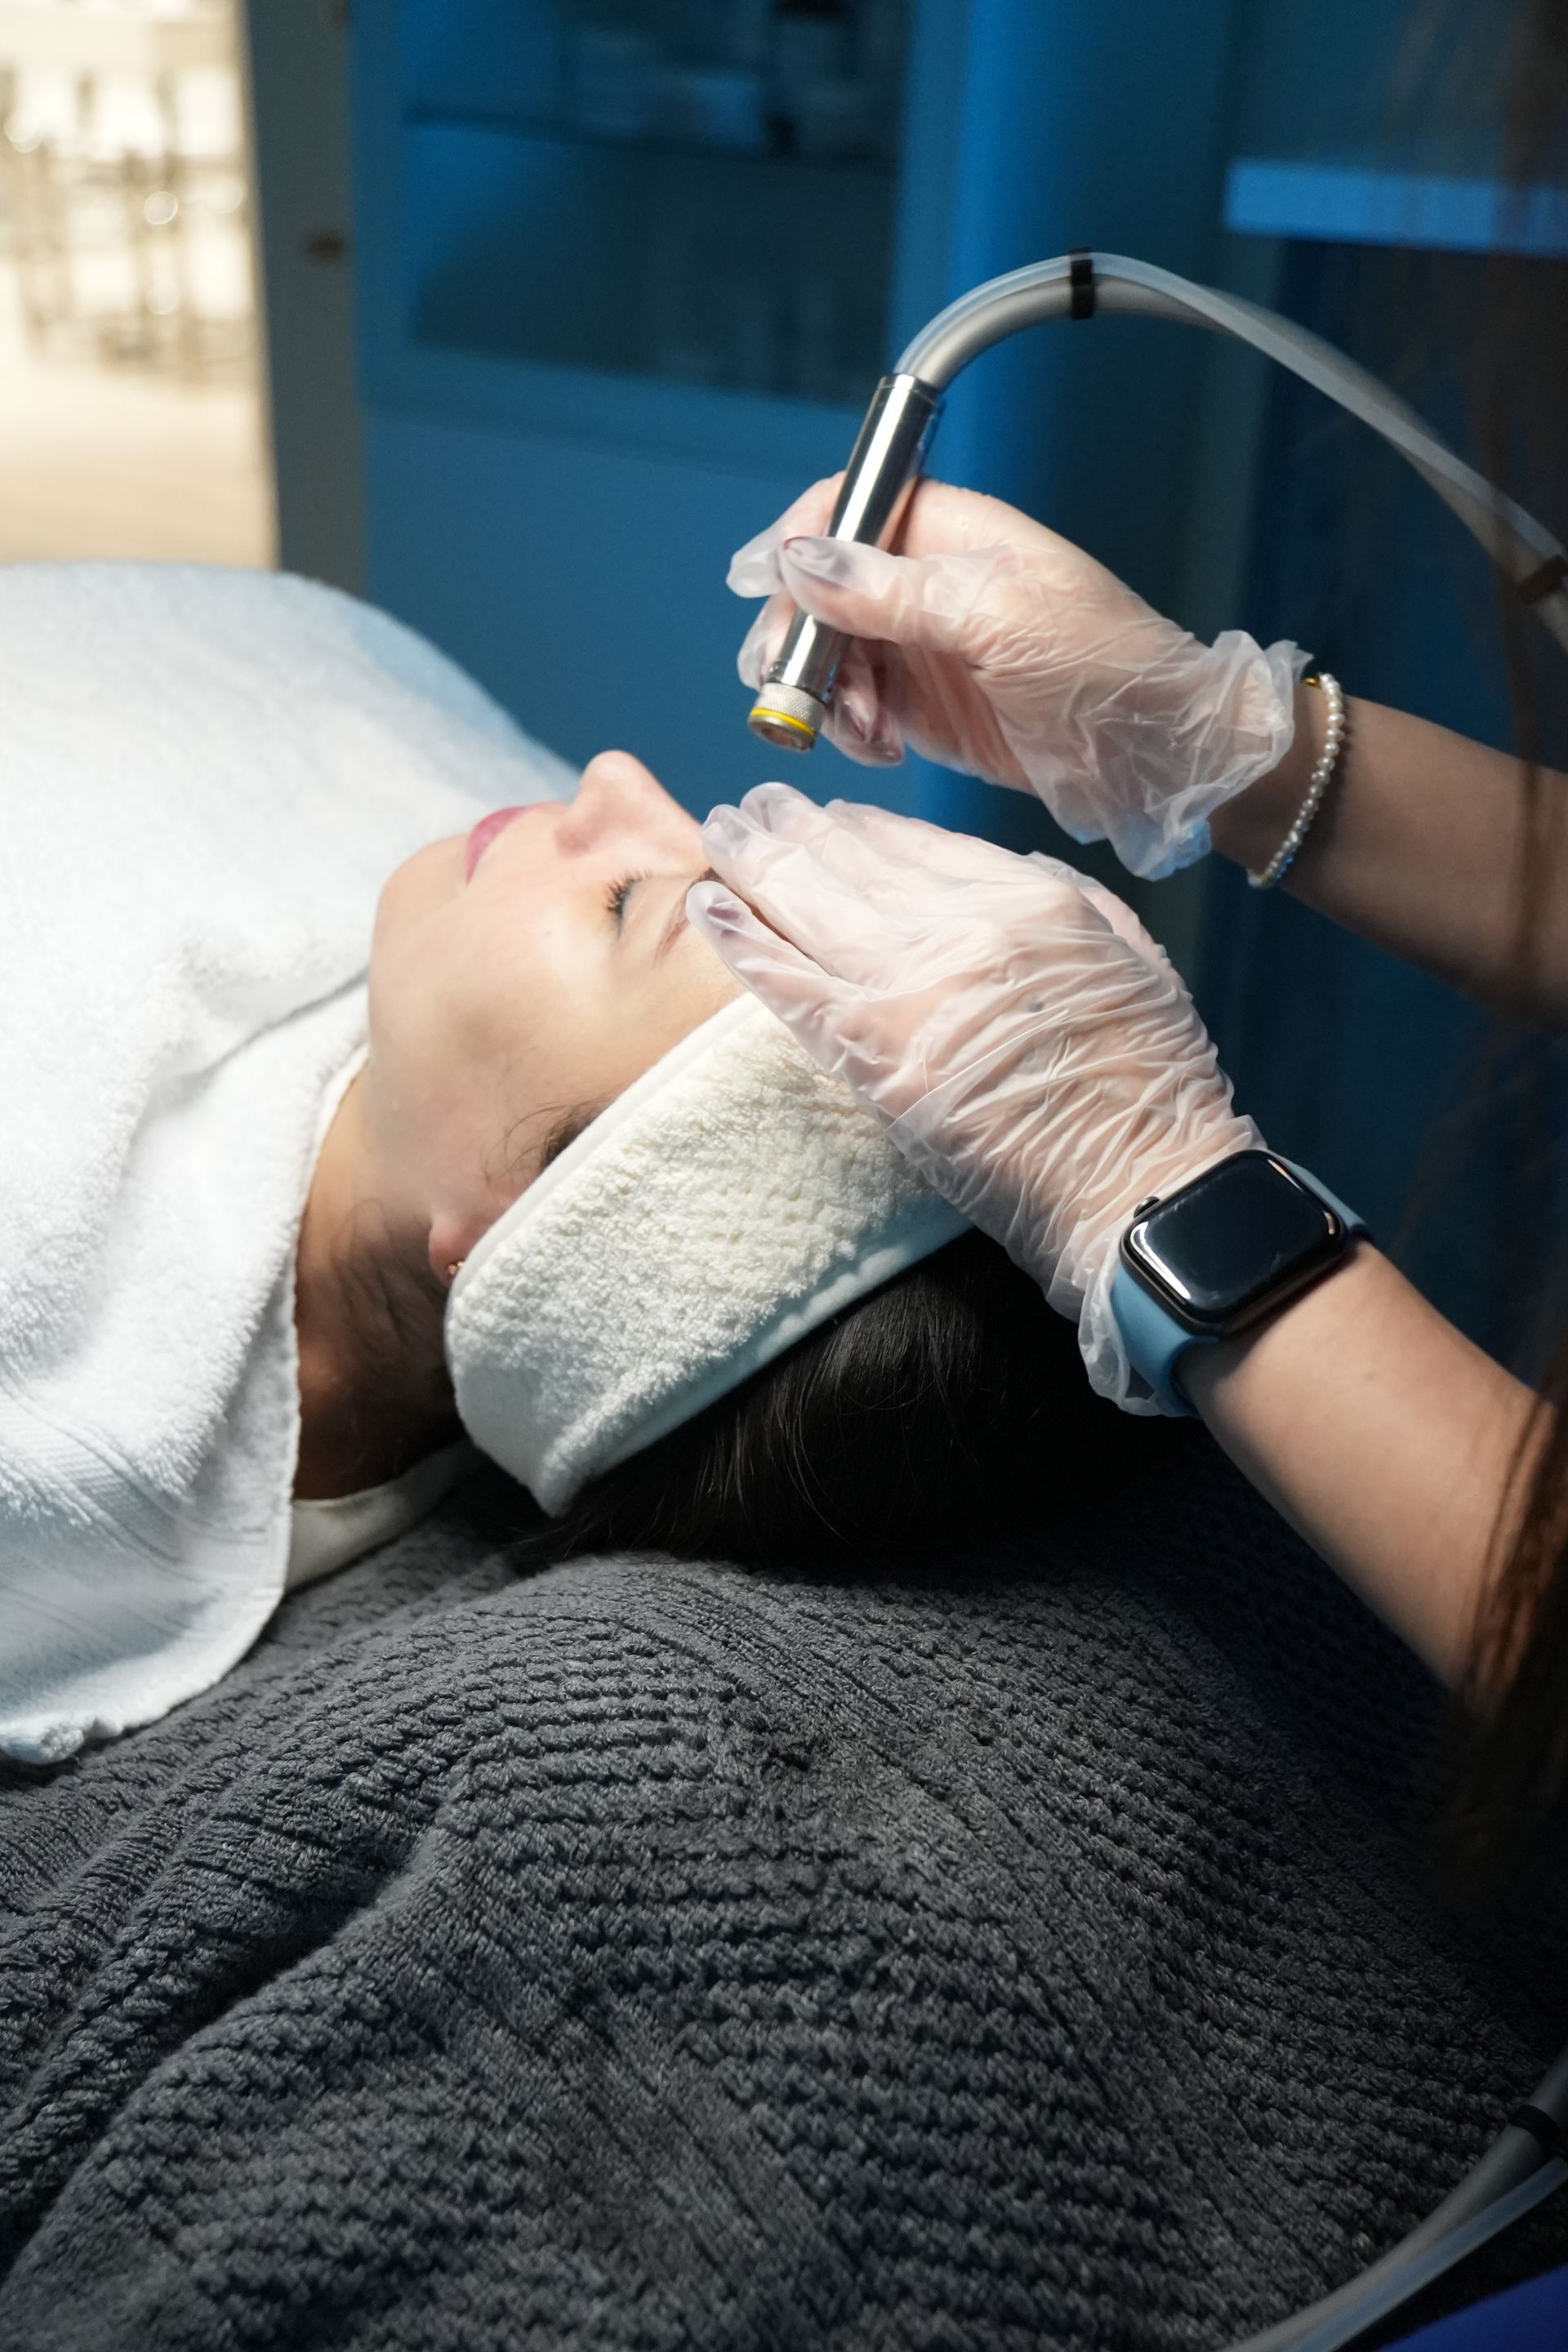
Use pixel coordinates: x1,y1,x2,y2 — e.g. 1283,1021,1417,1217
428,1210,486,1289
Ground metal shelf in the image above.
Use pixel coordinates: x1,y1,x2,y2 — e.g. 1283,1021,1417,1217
372,333,864,478
1225,151,1568,256
403,104,894,176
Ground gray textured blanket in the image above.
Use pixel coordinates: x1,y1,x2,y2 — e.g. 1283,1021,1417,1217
1,1434,1564,2350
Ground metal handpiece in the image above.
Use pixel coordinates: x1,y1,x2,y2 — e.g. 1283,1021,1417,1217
744,252,1568,755
747,372,942,751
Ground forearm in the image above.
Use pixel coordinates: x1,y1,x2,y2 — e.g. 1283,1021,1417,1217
1209,687,1568,1021
1180,1247,1539,1686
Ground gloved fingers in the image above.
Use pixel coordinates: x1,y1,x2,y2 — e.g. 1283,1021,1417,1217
736,592,790,688
776,537,1002,659
795,801,1111,956
726,473,1031,597
691,880,936,1119
686,878,924,1105
723,790,1122,973
727,476,841,596
701,799,925,987
719,786,1014,920
823,640,907,764
737,588,906,764
892,474,1068,564
825,798,1067,891
705,791,1101,1006
685,879,846,1045
730,786,932,903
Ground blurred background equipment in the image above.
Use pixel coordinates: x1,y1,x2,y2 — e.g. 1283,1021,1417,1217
350,0,1240,821
343,0,1568,1352
0,0,272,563
2,0,1561,1351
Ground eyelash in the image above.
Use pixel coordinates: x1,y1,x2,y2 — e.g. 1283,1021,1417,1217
604,872,644,924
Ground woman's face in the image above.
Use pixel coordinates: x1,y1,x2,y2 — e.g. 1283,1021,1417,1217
365,751,739,1276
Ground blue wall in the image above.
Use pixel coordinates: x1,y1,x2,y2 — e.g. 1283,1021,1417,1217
354,0,1246,840
364,412,826,810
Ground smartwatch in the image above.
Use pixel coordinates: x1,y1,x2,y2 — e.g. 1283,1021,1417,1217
1110,1149,1369,1415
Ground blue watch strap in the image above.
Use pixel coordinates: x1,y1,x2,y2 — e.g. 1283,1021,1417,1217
1111,1262,1202,1417
1111,1157,1368,1418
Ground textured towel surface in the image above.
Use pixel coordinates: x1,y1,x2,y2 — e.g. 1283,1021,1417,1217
2,1441,1566,2350
0,562,573,1763
448,995,969,1511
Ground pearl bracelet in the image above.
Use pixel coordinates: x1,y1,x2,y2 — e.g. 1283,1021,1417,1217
1246,672,1346,889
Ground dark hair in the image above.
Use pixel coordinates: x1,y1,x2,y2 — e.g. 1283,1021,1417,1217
520,1227,1137,1570
1403,0,1568,1887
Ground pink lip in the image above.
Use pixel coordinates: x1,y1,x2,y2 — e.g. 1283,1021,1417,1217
464,805,532,881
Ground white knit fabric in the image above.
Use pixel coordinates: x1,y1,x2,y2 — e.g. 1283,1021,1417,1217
447,996,969,1512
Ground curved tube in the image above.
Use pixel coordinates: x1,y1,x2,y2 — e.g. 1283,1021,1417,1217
902,252,1568,646
748,248,1568,748
1220,2036,1568,2352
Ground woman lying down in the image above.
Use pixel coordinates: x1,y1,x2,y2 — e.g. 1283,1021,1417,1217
0,562,1120,1765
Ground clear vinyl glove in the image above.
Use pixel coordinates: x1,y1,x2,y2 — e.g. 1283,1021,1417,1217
729,477,1307,880
688,786,1261,1410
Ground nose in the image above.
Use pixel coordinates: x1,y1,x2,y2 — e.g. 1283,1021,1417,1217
564,751,693,858
574,750,658,822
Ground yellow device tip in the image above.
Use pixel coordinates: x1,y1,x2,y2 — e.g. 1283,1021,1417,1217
748,706,819,749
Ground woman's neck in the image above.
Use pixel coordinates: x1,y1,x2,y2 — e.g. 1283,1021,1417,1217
292,1070,459,1500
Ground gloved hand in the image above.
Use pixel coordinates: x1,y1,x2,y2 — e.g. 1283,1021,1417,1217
728,476,1305,880
688,786,1260,1409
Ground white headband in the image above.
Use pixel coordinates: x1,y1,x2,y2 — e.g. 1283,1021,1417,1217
445,995,968,1512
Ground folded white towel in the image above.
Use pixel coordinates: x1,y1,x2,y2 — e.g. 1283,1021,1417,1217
0,561,574,1763
286,1440,480,1595
447,995,969,1513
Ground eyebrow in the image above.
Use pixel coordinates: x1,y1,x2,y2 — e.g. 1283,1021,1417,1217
652,866,719,965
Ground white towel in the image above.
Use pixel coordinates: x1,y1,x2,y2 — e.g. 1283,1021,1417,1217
0,561,573,1763
285,1441,481,1595
447,996,969,1513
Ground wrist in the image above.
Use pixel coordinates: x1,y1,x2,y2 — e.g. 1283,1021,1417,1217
1177,1232,1373,1417
1208,679,1326,873
1175,1243,1533,1688
1110,1149,1367,1417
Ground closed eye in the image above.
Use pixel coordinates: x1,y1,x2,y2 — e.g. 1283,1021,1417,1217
604,872,644,928
653,865,720,964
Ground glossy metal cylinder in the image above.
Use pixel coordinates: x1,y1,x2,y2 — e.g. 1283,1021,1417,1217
747,372,942,751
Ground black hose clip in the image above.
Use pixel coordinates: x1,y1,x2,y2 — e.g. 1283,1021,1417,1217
1510,2102,1568,2159
1068,250,1097,321
1517,551,1568,606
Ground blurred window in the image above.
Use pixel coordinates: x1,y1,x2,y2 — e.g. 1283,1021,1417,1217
0,0,274,563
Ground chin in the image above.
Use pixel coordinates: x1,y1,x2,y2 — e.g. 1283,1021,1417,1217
375,836,461,938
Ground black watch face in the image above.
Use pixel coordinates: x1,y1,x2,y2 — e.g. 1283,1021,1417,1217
1121,1152,1345,1332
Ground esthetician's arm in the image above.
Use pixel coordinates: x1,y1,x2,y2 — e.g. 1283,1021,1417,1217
1209,687,1568,1026
1179,1245,1538,1686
